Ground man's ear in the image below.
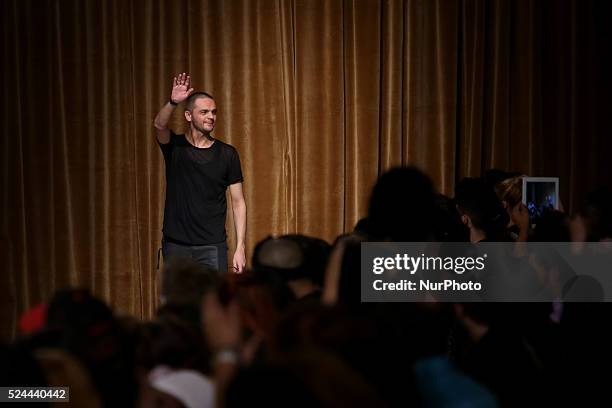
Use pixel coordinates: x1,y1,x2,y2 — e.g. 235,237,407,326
184,110,192,122
461,214,471,228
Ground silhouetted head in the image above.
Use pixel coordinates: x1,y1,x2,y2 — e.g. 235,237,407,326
455,177,510,241
368,166,436,241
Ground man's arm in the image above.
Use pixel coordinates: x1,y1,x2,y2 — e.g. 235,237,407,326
153,72,194,144
229,182,247,273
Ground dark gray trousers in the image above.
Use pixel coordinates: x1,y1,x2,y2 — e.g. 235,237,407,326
161,237,228,273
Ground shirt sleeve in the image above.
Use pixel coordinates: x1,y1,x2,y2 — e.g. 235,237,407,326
227,146,244,185
157,131,176,163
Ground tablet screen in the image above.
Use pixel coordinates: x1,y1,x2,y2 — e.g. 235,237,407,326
522,177,559,222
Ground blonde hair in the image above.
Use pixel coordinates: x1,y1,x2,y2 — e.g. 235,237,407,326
495,175,524,208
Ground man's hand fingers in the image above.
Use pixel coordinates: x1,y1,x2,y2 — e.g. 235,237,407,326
232,258,245,274
173,73,191,90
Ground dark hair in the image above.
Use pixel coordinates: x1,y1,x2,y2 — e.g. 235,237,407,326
161,257,219,307
44,288,138,406
432,194,470,242
186,91,215,111
137,315,210,373
0,343,48,387
253,235,331,285
580,187,612,241
455,177,510,241
367,166,436,241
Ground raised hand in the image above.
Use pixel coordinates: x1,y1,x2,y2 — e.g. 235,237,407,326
201,292,242,352
170,72,194,104
511,202,530,232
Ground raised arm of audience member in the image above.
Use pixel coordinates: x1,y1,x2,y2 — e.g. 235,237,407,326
201,292,242,408
511,202,530,242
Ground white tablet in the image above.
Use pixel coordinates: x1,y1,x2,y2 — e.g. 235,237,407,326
522,177,559,221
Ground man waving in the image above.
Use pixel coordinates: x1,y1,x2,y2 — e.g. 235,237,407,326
154,73,246,273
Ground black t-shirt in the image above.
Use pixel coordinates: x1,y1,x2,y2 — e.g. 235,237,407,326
159,132,243,245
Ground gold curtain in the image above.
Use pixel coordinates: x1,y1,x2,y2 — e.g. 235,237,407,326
2,0,610,340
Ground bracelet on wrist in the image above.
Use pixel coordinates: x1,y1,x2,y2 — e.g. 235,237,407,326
169,99,178,106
